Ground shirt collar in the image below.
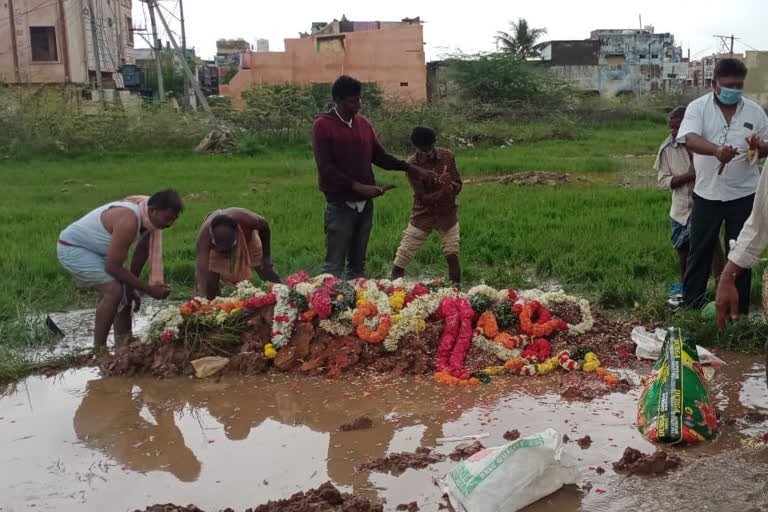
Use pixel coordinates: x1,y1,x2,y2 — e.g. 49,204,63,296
332,108,353,128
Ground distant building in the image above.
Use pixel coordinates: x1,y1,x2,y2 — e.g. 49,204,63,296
0,0,135,86
220,16,426,109
255,38,269,52
538,26,688,96
215,38,250,67
744,51,768,106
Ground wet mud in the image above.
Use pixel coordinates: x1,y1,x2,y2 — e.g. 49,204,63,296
612,447,681,475
448,441,486,461
356,447,446,475
247,481,383,512
503,429,521,441
340,416,374,431
0,352,765,512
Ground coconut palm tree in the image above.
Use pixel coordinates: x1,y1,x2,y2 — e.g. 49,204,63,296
496,18,547,58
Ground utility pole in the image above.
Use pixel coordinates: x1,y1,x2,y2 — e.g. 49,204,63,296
86,0,104,104
7,0,21,83
714,34,738,57
145,0,165,101
179,0,189,109
152,1,211,115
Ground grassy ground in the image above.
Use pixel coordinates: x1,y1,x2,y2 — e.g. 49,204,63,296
1,119,766,382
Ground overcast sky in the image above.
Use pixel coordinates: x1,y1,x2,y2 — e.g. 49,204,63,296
134,0,766,62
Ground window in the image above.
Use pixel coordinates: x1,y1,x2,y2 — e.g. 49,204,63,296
126,17,133,46
400,82,408,87
30,26,58,62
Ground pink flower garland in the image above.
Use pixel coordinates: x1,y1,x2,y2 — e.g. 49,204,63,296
285,270,310,288
244,293,276,309
309,289,332,319
435,297,474,380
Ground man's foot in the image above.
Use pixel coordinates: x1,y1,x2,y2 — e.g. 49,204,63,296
446,254,461,284
391,266,405,280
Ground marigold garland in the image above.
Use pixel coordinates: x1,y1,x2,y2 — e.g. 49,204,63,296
582,352,601,372
352,301,378,325
476,311,499,338
519,301,563,337
434,371,480,386
264,343,277,359
356,314,392,343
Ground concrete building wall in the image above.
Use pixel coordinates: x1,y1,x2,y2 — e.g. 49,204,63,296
744,51,768,107
221,23,426,109
0,0,133,84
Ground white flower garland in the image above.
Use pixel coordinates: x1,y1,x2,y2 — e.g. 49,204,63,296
271,284,297,348
383,287,456,351
141,304,183,344
231,280,262,300
319,309,354,336
295,282,317,297
467,284,508,303
472,335,520,362
520,289,594,336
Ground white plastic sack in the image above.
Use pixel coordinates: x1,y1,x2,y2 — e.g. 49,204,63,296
441,428,578,512
630,327,725,365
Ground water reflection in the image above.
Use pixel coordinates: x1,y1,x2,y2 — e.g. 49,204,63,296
73,378,201,482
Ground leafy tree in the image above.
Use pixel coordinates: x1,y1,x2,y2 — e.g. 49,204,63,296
496,18,547,59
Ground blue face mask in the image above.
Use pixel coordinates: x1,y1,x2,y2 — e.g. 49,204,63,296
717,86,743,105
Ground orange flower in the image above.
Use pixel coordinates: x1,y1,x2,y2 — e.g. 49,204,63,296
179,305,192,315
477,311,499,338
300,309,317,321
595,367,607,377
352,302,378,325
469,377,480,385
356,314,391,343
494,332,526,349
604,374,619,385
505,358,524,371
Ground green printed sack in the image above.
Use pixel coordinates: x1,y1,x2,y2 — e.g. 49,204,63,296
637,327,718,443
441,429,578,512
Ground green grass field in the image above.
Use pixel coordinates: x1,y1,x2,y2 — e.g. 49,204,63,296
1,119,765,382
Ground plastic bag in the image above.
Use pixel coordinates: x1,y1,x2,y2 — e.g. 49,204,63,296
637,327,718,443
631,326,725,365
190,356,230,378
441,428,578,512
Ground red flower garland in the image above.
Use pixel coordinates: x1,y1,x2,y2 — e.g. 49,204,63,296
435,297,474,380
519,301,563,337
309,289,332,319
285,271,310,288
244,293,277,309
521,338,552,364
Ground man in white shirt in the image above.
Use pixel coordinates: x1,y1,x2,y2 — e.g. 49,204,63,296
656,106,724,285
678,58,768,313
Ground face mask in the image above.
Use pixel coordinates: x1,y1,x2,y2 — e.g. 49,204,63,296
717,86,743,105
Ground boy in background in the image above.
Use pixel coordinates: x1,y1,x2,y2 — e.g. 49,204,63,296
392,127,462,282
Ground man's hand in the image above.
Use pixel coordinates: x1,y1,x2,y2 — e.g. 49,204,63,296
714,144,738,164
715,274,740,330
147,283,171,300
129,288,142,312
257,260,282,283
352,182,384,199
407,164,434,182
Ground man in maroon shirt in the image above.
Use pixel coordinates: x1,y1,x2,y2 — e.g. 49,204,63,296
312,75,431,279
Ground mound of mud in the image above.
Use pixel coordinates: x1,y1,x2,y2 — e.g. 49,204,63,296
356,447,446,475
99,293,638,383
134,506,210,512
503,429,521,441
247,481,383,512
449,441,485,461
340,415,374,431
613,447,681,475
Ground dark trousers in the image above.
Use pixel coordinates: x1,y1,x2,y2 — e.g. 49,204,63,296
683,193,754,313
322,200,374,280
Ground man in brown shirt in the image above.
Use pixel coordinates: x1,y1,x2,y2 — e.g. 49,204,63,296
391,127,462,282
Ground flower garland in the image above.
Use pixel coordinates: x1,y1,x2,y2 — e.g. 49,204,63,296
383,287,454,352
357,314,392,343
522,289,594,336
141,304,183,343
476,311,499,338
519,301,566,337
434,297,474,379
520,338,552,364
472,334,519,362
467,284,508,303
434,371,480,386
319,309,354,336
270,284,297,349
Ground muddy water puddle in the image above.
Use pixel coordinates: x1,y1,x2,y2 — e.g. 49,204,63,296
1,354,766,512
